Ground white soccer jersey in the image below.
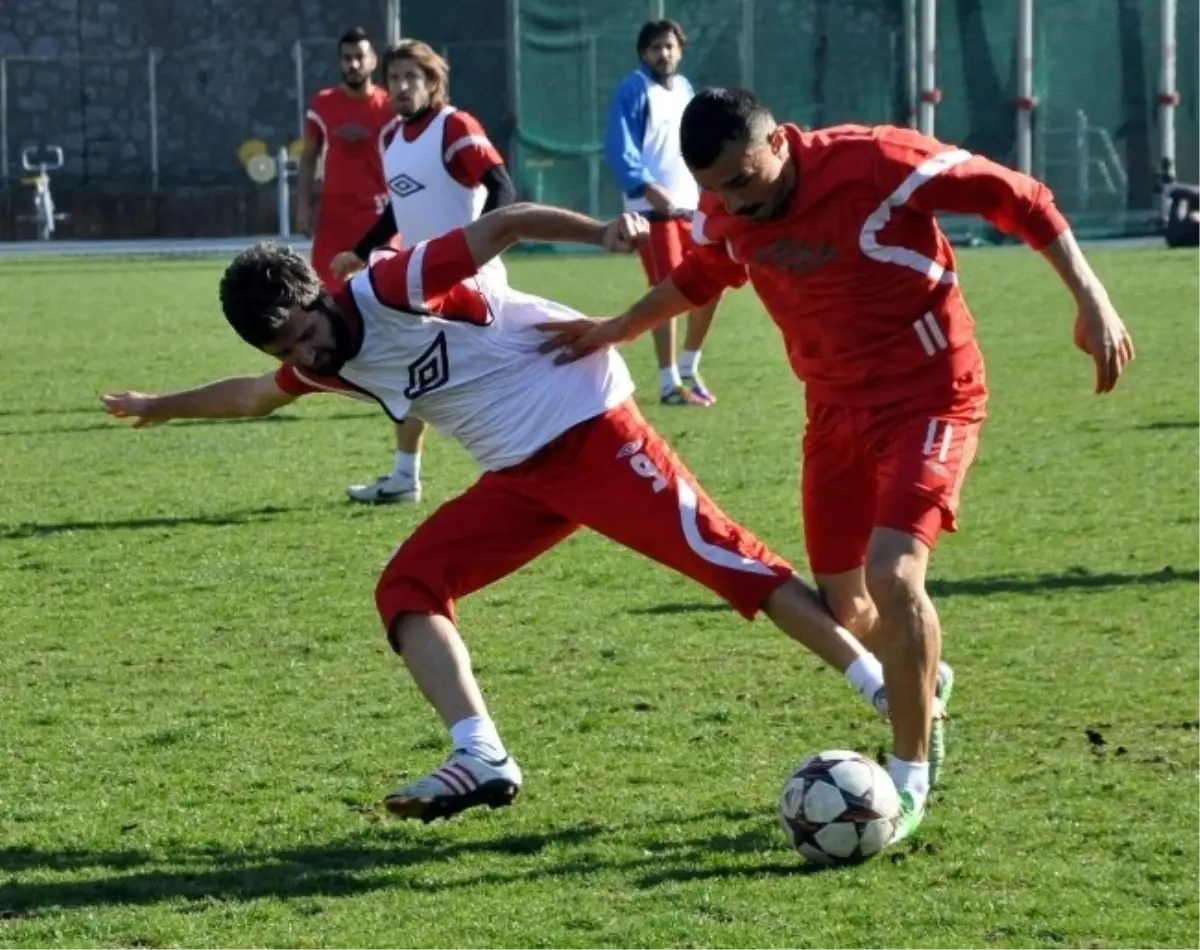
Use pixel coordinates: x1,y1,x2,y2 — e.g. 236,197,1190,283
275,229,635,471
623,73,700,215
379,105,507,284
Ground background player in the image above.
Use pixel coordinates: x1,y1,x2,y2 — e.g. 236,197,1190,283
541,88,1136,842
605,19,720,406
101,202,893,826
294,28,395,289
330,40,517,505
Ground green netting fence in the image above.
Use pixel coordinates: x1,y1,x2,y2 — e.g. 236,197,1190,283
512,0,1198,240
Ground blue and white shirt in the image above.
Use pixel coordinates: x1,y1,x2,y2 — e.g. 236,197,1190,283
604,65,700,217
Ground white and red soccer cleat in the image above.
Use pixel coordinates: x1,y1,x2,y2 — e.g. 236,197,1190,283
383,749,523,822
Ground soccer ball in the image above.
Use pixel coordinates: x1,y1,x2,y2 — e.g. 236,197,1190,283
779,750,901,866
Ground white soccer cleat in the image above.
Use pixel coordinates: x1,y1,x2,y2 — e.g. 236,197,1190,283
384,749,523,823
345,473,422,505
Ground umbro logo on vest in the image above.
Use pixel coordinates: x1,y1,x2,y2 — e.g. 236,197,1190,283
388,173,426,198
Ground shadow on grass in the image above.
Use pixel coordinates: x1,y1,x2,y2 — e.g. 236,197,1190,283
1136,420,1199,430
0,807,831,911
0,505,294,540
1,410,378,437
926,566,1199,598
626,602,735,616
626,567,1198,616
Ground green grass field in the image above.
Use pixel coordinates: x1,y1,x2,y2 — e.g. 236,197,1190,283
0,245,1197,949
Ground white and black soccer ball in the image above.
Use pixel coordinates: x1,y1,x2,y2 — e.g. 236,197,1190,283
779,749,901,866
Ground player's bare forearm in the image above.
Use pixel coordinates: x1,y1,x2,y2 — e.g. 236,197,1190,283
103,373,297,427
1039,229,1109,303
615,277,694,338
471,203,606,258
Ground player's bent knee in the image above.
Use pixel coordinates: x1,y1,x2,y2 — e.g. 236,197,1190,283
375,572,455,653
863,548,926,609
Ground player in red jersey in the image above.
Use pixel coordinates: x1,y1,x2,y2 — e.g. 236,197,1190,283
101,202,896,824
540,88,1135,843
295,28,395,288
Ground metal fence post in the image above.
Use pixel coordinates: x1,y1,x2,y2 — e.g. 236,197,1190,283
903,0,918,127
1,57,8,186
277,145,291,237
506,0,521,169
1159,0,1178,173
918,0,939,135
293,40,305,140
148,48,160,191
1015,0,1034,175
587,33,599,217
739,0,754,90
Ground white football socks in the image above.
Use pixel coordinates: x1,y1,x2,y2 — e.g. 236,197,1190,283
888,756,929,810
449,715,507,762
660,366,682,392
680,348,702,378
392,450,421,482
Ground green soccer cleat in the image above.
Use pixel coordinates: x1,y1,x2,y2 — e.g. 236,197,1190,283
929,661,955,789
871,661,956,790
889,788,927,846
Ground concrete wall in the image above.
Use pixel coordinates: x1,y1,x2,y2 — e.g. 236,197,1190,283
0,0,509,237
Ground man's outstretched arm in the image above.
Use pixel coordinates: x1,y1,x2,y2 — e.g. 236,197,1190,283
102,371,298,427
461,201,647,270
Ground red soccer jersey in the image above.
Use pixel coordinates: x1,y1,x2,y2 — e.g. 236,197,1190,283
305,85,395,209
671,124,1070,407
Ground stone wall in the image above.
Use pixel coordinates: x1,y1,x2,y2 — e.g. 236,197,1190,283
0,0,509,237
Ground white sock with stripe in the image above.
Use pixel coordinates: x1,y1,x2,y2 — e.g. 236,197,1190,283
392,450,421,482
449,715,507,762
660,365,682,392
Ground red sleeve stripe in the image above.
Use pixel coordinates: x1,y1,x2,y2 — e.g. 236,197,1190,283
305,109,327,135
858,148,972,286
443,135,493,166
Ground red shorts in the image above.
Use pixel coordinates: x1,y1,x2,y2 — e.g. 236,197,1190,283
375,400,793,635
310,199,386,289
637,218,695,285
801,390,988,575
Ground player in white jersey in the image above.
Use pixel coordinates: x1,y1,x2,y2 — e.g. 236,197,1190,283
101,202,892,824
605,19,721,406
330,40,517,506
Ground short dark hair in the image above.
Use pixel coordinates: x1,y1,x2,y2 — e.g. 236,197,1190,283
338,27,371,50
636,19,686,55
219,242,321,348
680,87,774,170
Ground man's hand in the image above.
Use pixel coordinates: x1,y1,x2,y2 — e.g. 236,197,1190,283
101,392,169,428
331,251,366,279
642,183,675,216
1072,291,1135,394
602,213,650,253
537,315,638,364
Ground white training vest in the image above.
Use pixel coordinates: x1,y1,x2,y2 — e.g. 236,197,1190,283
380,106,507,284
623,74,700,215
339,273,634,471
